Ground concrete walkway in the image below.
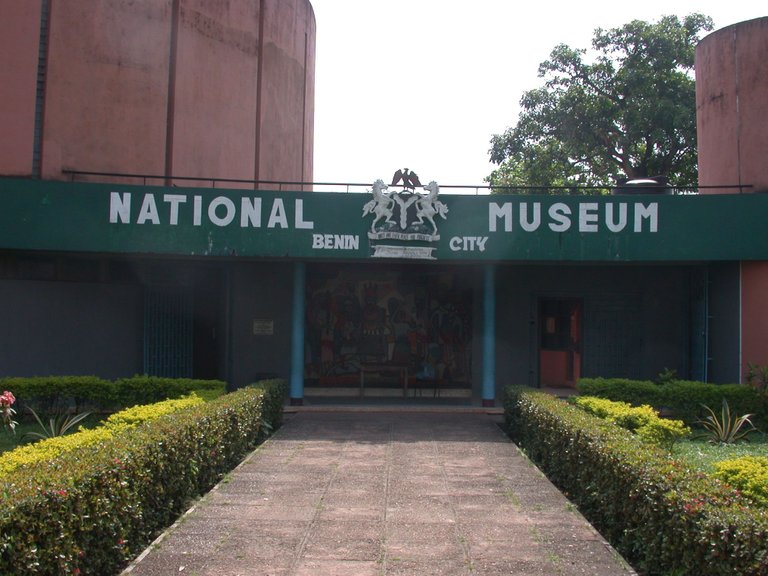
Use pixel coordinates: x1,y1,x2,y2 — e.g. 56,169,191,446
122,411,636,576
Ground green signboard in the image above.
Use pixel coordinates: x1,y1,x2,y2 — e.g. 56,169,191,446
0,178,766,261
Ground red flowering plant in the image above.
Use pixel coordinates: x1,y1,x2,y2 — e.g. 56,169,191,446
0,391,17,433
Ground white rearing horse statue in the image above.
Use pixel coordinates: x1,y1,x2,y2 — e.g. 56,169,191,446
362,179,395,232
413,181,449,235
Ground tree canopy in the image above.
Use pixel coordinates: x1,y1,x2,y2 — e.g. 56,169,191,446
488,14,714,192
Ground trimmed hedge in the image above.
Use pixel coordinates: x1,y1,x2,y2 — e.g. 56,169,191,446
0,375,228,414
577,377,766,426
0,376,112,413
111,376,227,406
0,379,286,575
504,386,768,576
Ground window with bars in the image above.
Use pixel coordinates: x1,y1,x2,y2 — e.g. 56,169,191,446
143,287,193,377
582,296,642,379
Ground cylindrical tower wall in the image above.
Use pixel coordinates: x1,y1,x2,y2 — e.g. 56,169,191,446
696,17,768,380
0,0,315,187
0,1,43,176
696,17,768,194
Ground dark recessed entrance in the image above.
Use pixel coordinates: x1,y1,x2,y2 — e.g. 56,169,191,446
304,265,473,401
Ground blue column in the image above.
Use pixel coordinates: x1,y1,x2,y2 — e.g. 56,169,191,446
482,264,496,406
290,262,305,405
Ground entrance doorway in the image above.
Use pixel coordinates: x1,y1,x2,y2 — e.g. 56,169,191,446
303,265,473,400
539,298,582,388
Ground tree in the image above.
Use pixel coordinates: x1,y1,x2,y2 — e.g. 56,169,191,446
488,14,713,193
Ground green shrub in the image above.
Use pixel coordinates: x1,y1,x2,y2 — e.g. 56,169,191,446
576,378,663,406
714,456,768,507
573,396,690,449
250,378,287,432
663,380,761,425
0,376,115,413
0,381,284,575
577,377,766,426
0,375,227,416
112,376,226,406
746,363,768,395
504,385,768,576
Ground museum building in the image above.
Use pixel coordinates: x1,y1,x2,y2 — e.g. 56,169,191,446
1,3,767,406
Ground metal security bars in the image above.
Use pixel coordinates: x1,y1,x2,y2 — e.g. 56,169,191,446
143,287,193,378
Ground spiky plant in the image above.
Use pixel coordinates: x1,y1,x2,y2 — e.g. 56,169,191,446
695,399,756,444
22,407,92,442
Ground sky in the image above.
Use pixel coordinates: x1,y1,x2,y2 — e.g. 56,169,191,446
309,1,765,190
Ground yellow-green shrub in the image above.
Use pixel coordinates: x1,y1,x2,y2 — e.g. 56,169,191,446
103,394,203,430
0,427,114,477
573,396,690,448
0,395,204,478
714,456,768,507
638,418,690,447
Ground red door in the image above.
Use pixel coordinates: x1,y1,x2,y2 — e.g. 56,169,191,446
539,299,582,388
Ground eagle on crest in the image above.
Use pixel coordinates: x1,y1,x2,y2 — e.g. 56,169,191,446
391,168,422,190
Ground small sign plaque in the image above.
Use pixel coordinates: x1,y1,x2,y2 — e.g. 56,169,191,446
253,319,274,336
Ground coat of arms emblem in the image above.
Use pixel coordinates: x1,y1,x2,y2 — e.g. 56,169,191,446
362,169,449,259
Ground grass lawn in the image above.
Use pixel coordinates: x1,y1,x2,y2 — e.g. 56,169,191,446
671,430,768,474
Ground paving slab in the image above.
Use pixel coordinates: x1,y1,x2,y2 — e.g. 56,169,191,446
122,411,636,576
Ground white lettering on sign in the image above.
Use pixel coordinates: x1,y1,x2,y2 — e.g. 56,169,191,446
548,203,571,232
579,203,599,232
634,203,658,232
488,202,512,232
137,194,160,225
606,203,627,232
240,198,262,227
312,234,360,250
193,195,203,226
109,193,314,230
519,203,540,232
109,192,131,223
267,199,288,228
488,201,659,234
295,200,314,229
449,236,488,252
208,196,236,227
164,194,187,225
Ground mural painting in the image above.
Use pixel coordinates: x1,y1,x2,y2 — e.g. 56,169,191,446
305,267,472,390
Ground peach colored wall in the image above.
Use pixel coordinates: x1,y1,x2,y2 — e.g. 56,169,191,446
0,1,42,175
697,18,768,378
171,0,260,187
258,0,315,188
0,0,315,187
741,262,768,374
42,0,172,182
696,17,768,194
